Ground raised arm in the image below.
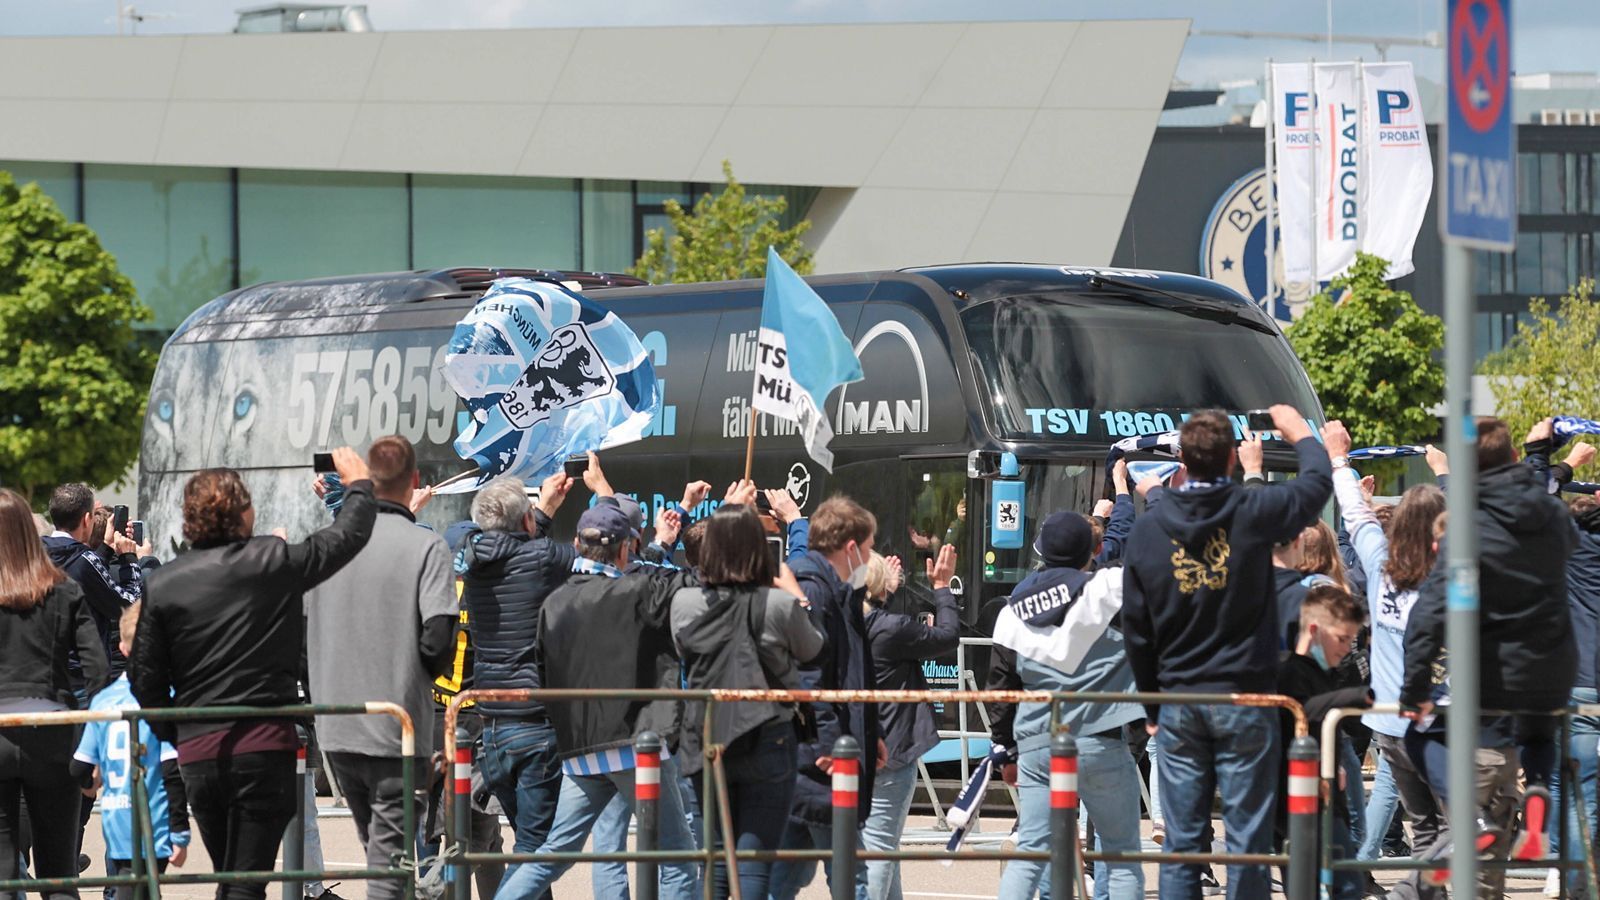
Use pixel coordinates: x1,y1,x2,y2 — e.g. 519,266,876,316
1248,406,1332,542
283,447,378,591
1325,421,1390,580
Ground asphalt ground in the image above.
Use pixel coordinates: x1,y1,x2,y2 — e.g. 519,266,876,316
73,804,1555,900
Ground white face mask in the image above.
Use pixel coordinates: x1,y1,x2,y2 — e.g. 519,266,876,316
846,545,869,591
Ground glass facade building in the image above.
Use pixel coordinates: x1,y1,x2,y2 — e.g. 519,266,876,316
0,160,817,333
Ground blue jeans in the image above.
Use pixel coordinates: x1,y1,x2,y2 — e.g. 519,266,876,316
495,758,697,900
593,794,633,900
862,762,917,900
1357,751,1399,862
696,719,796,900
1339,740,1366,852
999,732,1144,900
1550,688,1600,891
767,821,868,900
480,720,562,900
1156,704,1280,900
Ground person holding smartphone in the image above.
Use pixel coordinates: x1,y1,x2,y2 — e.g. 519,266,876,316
43,486,154,678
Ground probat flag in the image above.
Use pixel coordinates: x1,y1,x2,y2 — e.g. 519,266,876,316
438,278,659,493
751,247,862,471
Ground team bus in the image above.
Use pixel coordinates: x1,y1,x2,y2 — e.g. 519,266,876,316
140,263,1322,742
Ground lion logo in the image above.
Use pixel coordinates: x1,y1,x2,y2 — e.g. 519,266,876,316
1170,529,1230,594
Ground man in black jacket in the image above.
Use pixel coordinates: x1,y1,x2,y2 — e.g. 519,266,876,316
1121,404,1331,900
129,448,375,900
495,497,699,900
1402,417,1578,861
44,483,151,677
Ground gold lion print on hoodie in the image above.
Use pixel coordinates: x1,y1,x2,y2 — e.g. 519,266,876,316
1170,529,1231,594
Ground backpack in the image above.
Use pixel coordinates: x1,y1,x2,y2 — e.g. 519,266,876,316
676,586,783,774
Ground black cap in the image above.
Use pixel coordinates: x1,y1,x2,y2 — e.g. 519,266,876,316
1032,511,1094,569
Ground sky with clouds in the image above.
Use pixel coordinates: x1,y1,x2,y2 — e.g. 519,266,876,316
0,0,1591,85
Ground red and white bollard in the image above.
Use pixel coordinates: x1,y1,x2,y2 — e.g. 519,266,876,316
1286,735,1319,900
450,728,473,900
634,731,663,900
830,736,861,900
1050,733,1079,900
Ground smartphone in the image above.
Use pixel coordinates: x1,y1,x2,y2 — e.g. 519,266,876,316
312,452,337,473
112,505,130,536
755,491,773,513
1245,409,1276,434
130,521,145,545
563,455,589,479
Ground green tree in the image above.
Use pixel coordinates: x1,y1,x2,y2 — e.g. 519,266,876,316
1481,280,1600,478
0,171,156,503
1287,252,1445,484
630,160,813,284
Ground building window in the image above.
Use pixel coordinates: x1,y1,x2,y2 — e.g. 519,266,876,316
238,169,408,284
411,174,579,271
0,160,80,220
83,165,234,331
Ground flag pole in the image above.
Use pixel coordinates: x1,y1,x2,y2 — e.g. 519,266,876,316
744,406,757,482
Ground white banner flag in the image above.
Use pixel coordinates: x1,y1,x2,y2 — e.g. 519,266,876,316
1313,62,1361,282
1271,63,1315,285
1361,62,1431,279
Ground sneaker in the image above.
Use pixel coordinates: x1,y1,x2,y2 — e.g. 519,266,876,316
1513,787,1552,861
1421,838,1456,887
307,887,348,900
1200,868,1224,896
1545,869,1562,898
77,855,90,874
1363,872,1386,898
1152,821,1166,846
1474,814,1503,854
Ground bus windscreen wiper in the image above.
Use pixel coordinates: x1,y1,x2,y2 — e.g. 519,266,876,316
1086,274,1279,337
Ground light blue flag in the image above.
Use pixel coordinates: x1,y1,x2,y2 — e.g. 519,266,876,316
438,278,659,493
751,247,862,470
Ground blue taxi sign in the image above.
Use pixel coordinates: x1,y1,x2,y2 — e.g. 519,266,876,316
1442,0,1515,249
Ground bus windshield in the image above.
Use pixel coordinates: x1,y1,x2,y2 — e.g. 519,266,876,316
961,292,1321,441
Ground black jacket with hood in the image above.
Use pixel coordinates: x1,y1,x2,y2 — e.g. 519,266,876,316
1121,436,1332,715
866,586,959,771
538,563,697,760
455,510,578,721
129,482,377,745
0,579,109,708
1403,461,1577,707
789,548,880,825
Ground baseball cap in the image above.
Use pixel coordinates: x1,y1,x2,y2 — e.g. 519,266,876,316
1032,511,1094,569
577,503,634,547
612,495,645,537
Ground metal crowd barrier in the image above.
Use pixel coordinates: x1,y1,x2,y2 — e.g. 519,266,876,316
1318,702,1600,899
0,702,415,900
441,687,1314,900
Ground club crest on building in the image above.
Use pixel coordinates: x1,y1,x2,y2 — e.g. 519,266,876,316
1200,167,1314,323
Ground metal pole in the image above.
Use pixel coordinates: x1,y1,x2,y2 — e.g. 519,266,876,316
1309,58,1320,293
635,732,663,900
1442,241,1480,900
1286,736,1319,900
282,742,307,900
451,726,473,900
1049,732,1079,900
1265,58,1278,314
403,752,417,900
830,736,861,900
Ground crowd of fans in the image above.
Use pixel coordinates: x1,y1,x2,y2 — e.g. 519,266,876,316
0,402,1595,900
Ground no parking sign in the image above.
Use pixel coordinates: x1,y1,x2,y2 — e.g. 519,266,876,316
1442,0,1516,249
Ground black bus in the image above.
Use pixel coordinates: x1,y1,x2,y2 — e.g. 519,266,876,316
140,263,1322,749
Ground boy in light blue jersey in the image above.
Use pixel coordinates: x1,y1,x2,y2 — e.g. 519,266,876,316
72,603,190,893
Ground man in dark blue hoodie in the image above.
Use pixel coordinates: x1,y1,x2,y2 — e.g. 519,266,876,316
1121,405,1331,900
43,483,150,677
769,495,884,900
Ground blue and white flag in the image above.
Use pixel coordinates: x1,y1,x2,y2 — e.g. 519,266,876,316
1104,431,1180,477
751,247,862,471
1554,416,1600,448
438,278,659,493
1563,481,1600,496
1348,445,1427,461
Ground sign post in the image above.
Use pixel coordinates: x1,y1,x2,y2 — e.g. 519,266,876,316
1441,3,1513,899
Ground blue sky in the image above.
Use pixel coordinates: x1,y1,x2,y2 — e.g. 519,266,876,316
1,0,1591,85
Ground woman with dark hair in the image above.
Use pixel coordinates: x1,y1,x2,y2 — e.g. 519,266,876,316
670,503,824,900
0,487,108,897
129,449,374,900
1324,422,1451,882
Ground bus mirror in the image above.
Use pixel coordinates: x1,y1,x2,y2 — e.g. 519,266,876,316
967,449,1003,480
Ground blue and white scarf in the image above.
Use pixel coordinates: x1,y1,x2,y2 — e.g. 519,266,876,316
1563,481,1600,496
1348,445,1426,461
1554,416,1600,448
1104,431,1180,478
945,744,1014,853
